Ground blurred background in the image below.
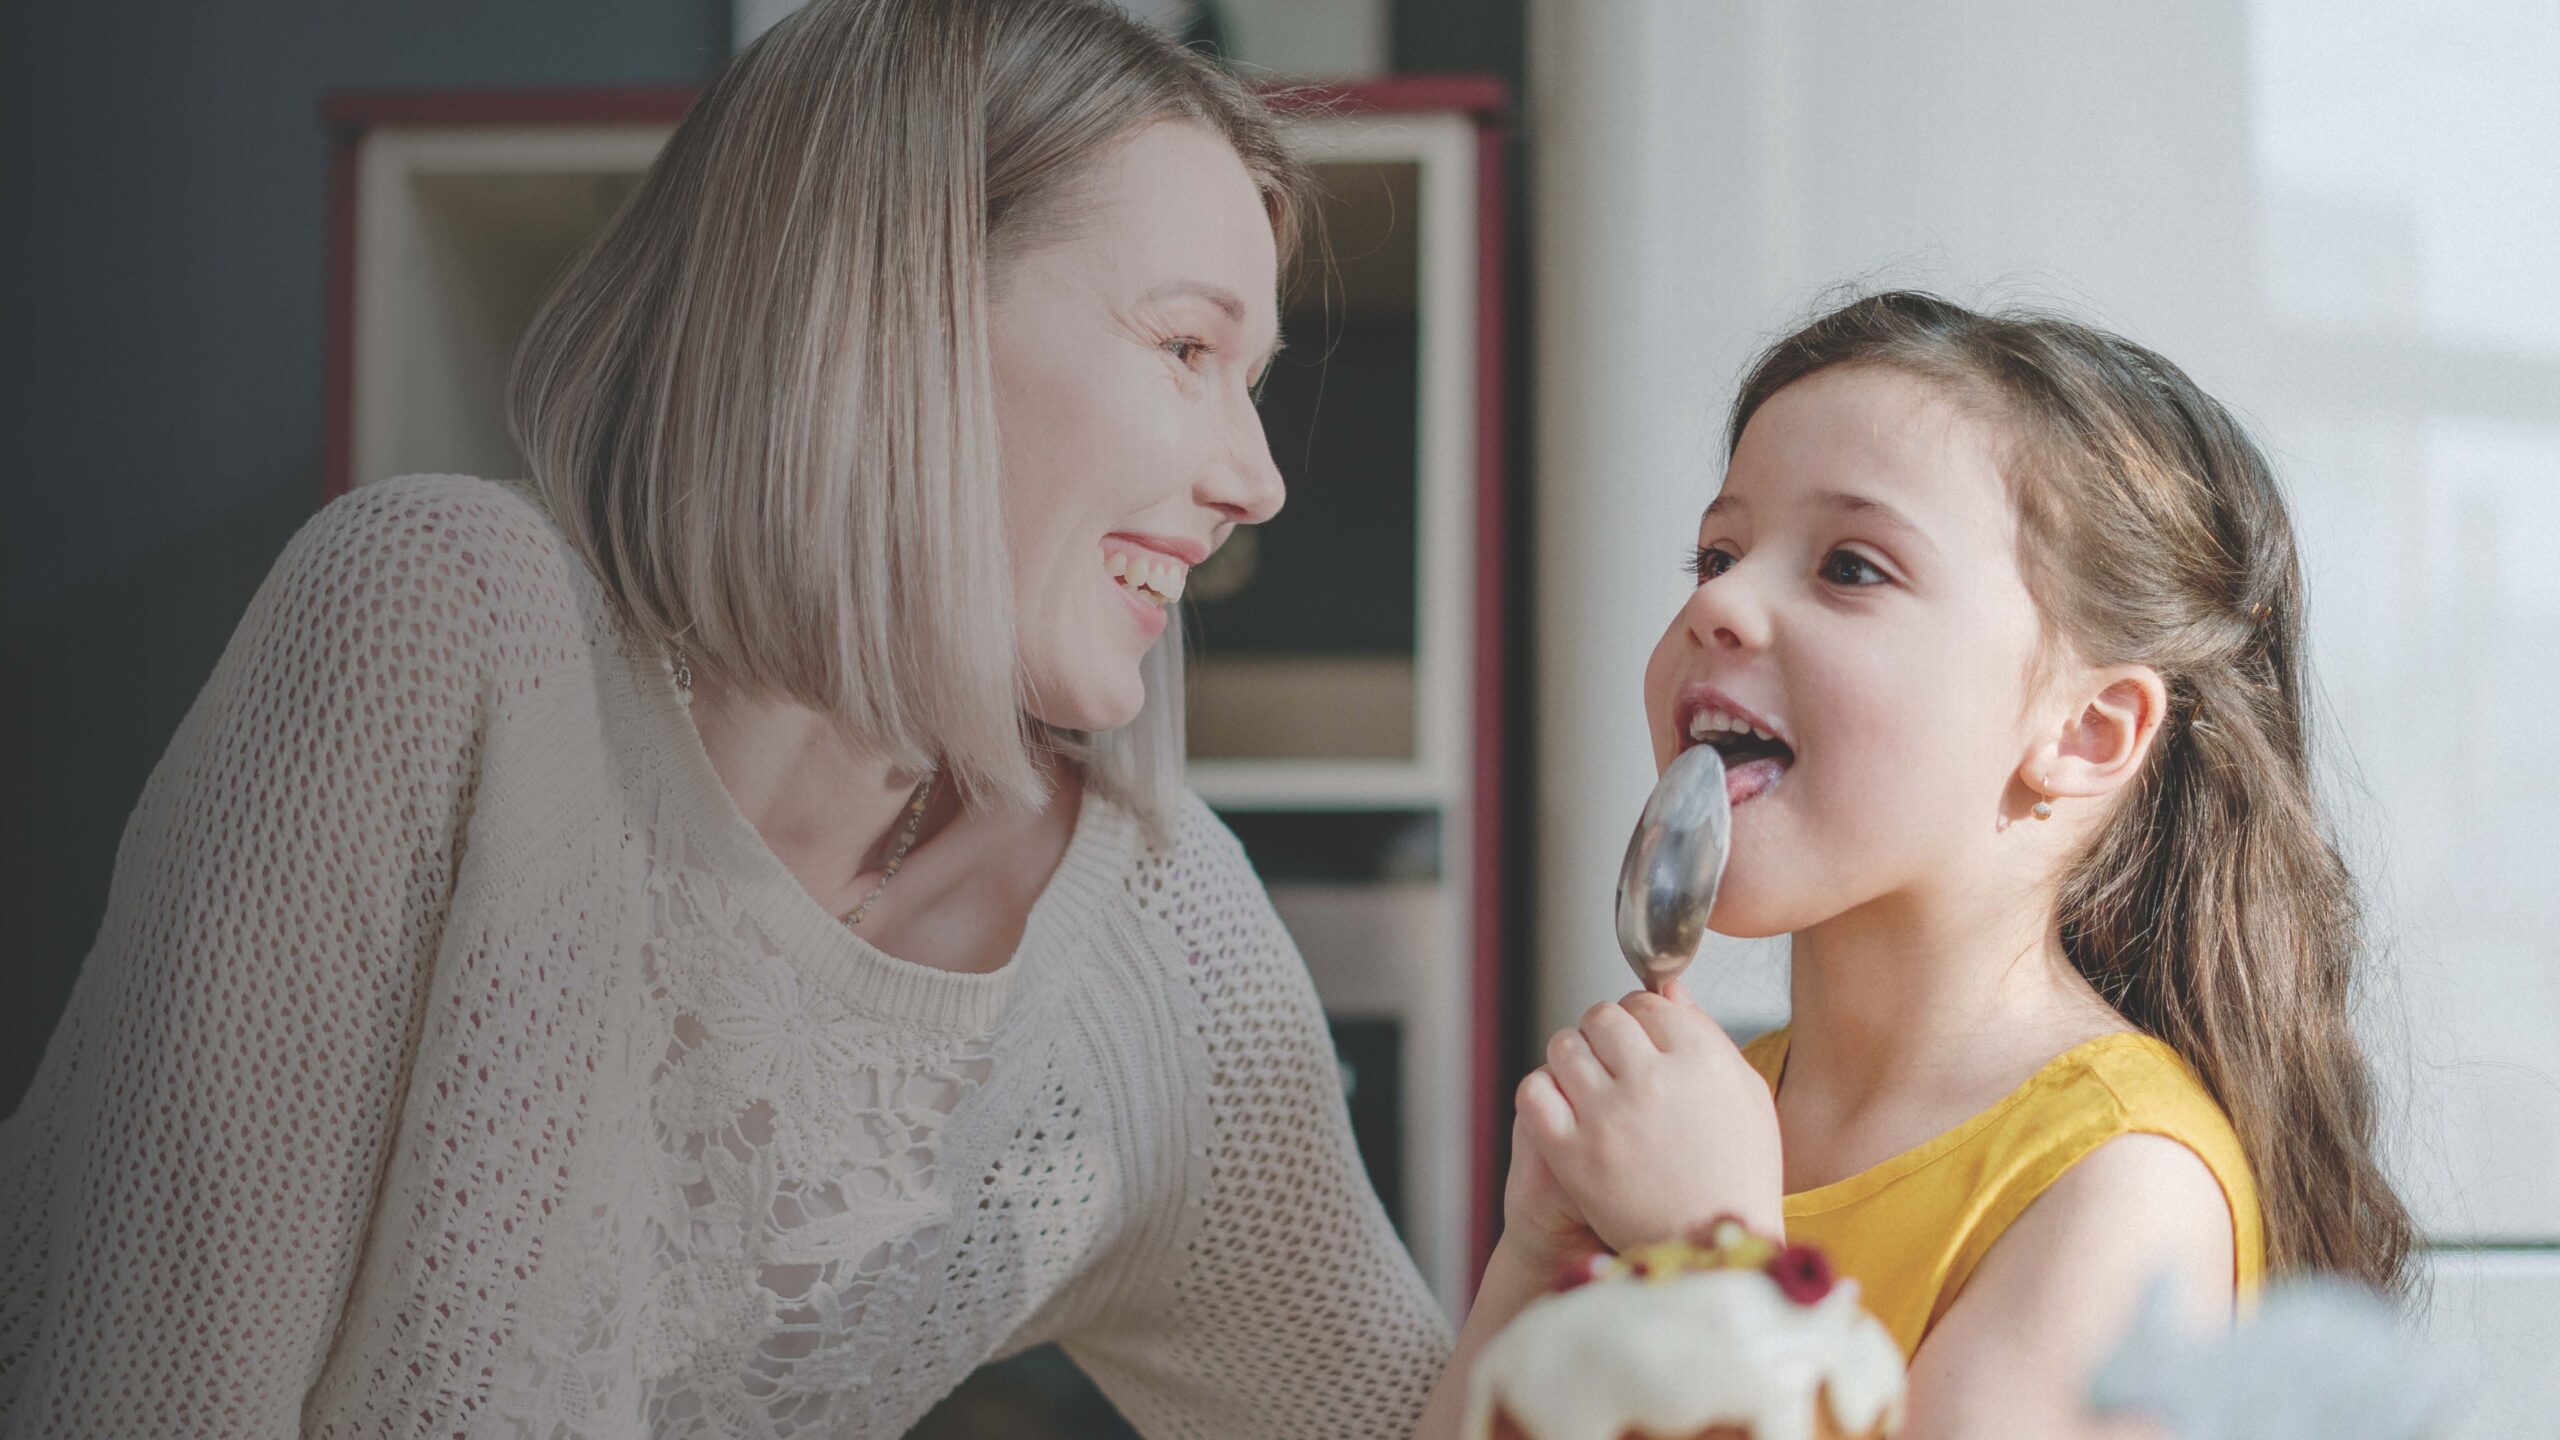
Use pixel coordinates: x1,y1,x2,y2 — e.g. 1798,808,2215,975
2,1,2552,1435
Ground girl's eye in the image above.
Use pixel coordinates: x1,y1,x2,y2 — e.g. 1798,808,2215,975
1821,548,1888,586
1687,545,1736,582
1162,337,1210,368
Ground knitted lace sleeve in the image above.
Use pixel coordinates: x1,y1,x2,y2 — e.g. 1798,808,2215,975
1064,798,1454,1439
0,478,523,1438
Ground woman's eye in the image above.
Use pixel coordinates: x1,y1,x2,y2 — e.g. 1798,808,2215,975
1162,337,1209,368
1821,548,1887,586
1687,545,1735,582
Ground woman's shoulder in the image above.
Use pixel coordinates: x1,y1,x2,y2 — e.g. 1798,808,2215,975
280,474,600,664
299,474,583,598
1130,790,1271,916
1099,788,1311,986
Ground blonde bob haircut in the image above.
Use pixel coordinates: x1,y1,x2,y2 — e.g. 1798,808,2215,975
507,0,1314,826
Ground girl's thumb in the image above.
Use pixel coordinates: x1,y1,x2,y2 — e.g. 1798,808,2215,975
1662,976,1703,1009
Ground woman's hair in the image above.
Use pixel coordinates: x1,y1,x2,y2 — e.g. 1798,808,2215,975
507,0,1314,822
1728,290,2416,1298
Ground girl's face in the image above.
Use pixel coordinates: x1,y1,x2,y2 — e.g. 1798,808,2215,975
988,121,1286,733
1642,365,2054,937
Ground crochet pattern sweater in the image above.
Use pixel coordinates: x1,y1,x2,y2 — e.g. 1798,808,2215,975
0,475,1451,1439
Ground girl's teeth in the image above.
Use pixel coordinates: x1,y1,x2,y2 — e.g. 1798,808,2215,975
1685,708,1780,744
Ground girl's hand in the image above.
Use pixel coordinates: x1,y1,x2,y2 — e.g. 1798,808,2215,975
1499,1094,1607,1281
1515,979,1785,1250
1422,1115,1611,1440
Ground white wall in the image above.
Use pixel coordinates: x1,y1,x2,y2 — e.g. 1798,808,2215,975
1529,1,2560,1429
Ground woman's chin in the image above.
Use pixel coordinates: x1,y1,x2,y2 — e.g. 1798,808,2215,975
1026,676,1147,735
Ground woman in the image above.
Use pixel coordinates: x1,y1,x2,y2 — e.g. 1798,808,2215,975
0,2,1449,1434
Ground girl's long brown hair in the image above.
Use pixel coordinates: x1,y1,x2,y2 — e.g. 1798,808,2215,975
1729,290,2415,1297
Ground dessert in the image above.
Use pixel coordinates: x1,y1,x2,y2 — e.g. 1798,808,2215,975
1466,1220,1907,1440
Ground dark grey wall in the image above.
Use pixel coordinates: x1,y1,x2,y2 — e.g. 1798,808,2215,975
0,3,730,1112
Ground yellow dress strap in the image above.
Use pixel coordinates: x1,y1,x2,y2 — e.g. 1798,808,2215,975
1740,1026,2264,1357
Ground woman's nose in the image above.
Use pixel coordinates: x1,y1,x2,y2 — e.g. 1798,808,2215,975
1203,392,1286,525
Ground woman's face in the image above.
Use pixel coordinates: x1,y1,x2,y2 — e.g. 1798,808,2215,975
988,120,1286,733
1641,366,2054,937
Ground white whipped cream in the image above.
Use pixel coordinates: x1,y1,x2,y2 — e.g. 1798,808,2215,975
1463,1269,1908,1440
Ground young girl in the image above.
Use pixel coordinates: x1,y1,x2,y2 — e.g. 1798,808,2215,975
1420,291,2415,1438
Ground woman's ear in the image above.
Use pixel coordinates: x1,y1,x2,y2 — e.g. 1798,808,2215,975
2032,664,2168,803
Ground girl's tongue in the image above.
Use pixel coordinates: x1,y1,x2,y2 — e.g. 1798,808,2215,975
1725,752,1789,806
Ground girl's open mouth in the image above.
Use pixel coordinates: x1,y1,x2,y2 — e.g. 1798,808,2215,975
1682,700,1795,807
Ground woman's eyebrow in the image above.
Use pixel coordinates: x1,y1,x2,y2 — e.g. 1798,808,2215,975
1145,279,1247,321
1143,280,1286,370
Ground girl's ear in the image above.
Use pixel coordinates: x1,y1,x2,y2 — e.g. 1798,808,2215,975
2033,664,2168,802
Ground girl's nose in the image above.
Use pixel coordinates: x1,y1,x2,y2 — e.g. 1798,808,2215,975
1682,565,1773,653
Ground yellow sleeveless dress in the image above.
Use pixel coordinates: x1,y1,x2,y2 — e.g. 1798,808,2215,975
1741,1027,2264,1359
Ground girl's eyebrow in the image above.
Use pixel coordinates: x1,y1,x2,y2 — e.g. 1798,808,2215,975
1701,488,1939,558
1812,481,1925,548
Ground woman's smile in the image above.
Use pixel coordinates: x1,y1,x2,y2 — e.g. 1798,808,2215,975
1100,533,1205,640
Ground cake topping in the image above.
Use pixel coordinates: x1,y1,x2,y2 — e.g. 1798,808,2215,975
1467,1219,1908,1440
1557,1216,1838,1306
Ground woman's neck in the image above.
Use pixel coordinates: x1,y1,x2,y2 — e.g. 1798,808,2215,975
1781,875,2124,1113
684,675,953,887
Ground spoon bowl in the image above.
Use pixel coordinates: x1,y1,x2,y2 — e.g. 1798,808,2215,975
1614,743,1733,993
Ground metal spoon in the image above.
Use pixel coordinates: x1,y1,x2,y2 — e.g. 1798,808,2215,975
1614,742,1733,993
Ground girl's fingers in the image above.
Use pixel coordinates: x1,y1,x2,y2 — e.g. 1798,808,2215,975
1579,998,1657,1074
1618,988,1687,1051
1545,1026,1613,1107
1516,1066,1575,1139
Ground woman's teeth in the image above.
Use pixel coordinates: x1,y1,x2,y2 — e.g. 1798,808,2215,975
1107,550,1187,607
1687,708,1778,745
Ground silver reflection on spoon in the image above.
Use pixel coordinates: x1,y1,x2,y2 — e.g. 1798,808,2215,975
1614,742,1733,994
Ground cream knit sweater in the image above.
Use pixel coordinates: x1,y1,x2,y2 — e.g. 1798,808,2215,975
0,474,1451,1439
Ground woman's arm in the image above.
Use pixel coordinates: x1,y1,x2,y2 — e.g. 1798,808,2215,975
0,481,499,1437
1901,1133,2238,1439
1059,807,1452,1440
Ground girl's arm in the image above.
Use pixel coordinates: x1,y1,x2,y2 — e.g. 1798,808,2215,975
1901,1132,2238,1439
1414,1107,1605,1440
1417,983,1783,1440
